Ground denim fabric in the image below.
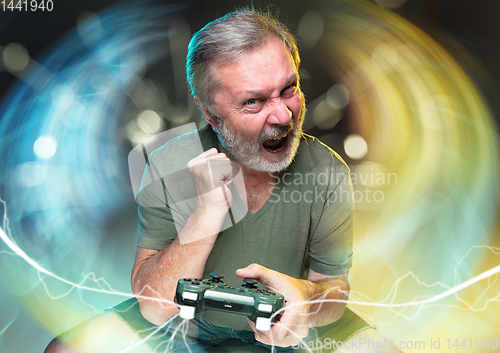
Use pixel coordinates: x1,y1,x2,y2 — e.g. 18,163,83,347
109,298,370,353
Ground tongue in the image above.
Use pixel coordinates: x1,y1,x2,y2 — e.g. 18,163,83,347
263,138,282,148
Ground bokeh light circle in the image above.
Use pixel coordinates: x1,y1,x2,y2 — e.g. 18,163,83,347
33,135,57,159
2,43,30,72
344,134,368,159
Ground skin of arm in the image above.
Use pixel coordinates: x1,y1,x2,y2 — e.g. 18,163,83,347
235,264,349,347
305,269,350,326
130,208,224,325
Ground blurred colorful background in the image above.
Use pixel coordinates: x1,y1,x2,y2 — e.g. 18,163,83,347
0,0,499,351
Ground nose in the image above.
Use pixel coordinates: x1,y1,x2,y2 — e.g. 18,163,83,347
266,98,292,126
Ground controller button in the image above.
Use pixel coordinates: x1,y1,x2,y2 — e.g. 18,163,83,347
183,278,191,281
239,289,246,292
202,280,211,284
258,303,273,313
271,293,276,296
255,317,271,331
195,278,202,281
264,293,270,296
217,285,225,289
228,286,236,290
179,305,196,320
191,281,200,285
182,291,199,301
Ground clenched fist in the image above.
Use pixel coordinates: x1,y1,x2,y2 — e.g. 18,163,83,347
188,148,235,214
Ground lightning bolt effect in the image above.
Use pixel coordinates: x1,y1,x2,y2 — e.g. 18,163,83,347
0,0,499,352
1,191,500,352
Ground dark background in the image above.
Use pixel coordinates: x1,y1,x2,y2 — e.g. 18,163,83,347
1,0,500,126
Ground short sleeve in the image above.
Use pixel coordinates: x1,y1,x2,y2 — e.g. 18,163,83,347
308,159,354,276
136,161,179,250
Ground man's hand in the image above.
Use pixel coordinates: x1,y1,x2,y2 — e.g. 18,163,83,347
236,264,350,348
188,148,234,212
236,264,313,347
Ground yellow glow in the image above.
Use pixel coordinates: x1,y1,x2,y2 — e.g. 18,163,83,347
319,0,499,349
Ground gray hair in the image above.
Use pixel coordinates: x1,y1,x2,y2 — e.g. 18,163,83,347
186,8,300,114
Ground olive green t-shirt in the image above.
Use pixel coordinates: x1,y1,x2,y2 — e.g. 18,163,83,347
136,124,354,330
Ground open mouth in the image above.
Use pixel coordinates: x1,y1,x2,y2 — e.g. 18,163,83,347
262,134,288,153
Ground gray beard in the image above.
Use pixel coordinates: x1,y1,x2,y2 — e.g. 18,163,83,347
213,108,305,173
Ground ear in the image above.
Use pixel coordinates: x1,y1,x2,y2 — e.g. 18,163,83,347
195,97,218,131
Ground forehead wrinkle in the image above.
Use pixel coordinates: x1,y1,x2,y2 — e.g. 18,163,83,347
211,39,298,104
242,72,298,98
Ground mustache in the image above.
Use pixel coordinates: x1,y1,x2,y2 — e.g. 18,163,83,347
258,121,294,144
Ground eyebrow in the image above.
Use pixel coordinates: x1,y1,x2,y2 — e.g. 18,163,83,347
244,73,298,96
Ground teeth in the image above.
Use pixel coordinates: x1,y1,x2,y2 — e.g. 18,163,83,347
267,144,285,153
264,138,286,153
263,133,289,153
269,132,288,141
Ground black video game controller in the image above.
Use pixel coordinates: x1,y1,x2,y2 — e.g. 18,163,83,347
175,273,285,331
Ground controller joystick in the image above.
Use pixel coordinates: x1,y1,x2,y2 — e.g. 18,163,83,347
176,274,284,331
242,278,258,288
209,272,224,283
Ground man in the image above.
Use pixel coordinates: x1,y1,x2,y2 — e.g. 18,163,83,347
45,8,402,353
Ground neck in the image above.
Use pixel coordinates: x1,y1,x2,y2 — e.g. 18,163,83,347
240,163,279,185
